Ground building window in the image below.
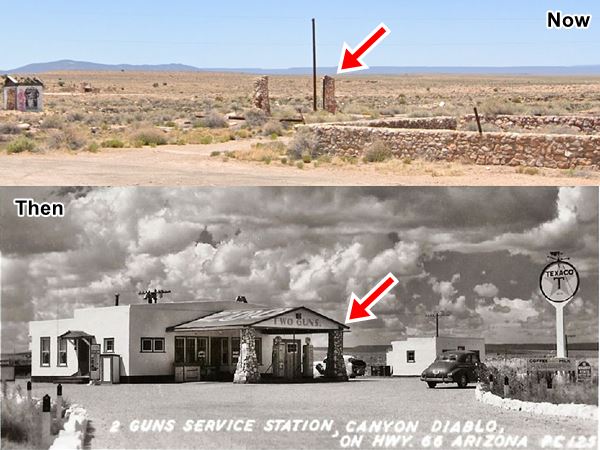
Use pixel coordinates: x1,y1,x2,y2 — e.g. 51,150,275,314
185,337,197,363
40,337,50,366
197,337,208,363
232,337,241,364
406,350,415,363
154,338,164,352
57,338,67,366
104,338,114,353
141,337,164,353
457,346,465,351
255,338,262,365
175,337,185,363
221,338,229,365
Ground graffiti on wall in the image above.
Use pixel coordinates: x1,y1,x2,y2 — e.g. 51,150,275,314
16,86,42,111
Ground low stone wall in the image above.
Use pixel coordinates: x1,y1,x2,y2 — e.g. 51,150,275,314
339,116,457,130
303,124,600,169
475,384,597,420
461,114,600,134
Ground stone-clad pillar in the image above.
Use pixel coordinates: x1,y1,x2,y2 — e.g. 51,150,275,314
233,327,261,383
325,329,348,380
253,76,270,114
322,76,336,113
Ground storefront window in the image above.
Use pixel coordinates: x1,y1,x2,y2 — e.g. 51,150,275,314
40,337,50,366
57,338,67,366
221,338,229,365
231,337,240,364
185,337,197,363
255,338,262,365
197,338,208,364
175,338,185,363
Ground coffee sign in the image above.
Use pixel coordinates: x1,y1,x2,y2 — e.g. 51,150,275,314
539,260,579,303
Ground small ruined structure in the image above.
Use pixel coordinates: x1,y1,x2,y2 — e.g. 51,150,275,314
2,75,44,112
253,76,270,114
322,76,336,113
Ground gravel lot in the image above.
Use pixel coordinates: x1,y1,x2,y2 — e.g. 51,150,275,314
17,378,598,449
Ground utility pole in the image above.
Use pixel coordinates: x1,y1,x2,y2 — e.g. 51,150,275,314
312,18,317,112
426,311,451,337
138,289,171,304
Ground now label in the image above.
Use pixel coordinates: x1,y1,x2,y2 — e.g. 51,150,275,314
547,10,592,29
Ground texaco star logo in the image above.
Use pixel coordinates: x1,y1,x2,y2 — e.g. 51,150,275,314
539,260,580,303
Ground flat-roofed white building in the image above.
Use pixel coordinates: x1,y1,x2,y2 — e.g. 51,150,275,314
386,336,485,376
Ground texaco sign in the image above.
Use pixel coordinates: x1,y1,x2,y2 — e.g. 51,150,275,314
539,260,580,304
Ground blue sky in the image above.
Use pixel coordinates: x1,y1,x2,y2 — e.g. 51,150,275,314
2,1,599,69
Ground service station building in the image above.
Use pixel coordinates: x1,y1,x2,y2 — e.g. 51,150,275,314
29,298,349,384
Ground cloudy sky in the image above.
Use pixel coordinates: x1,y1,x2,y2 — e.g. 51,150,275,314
1,187,597,352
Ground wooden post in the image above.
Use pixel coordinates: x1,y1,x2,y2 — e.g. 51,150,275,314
42,394,52,445
473,107,483,135
56,384,63,419
312,18,317,112
26,380,32,401
488,374,494,392
503,375,509,398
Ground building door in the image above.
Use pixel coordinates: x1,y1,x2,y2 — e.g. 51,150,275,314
76,340,90,376
283,339,301,380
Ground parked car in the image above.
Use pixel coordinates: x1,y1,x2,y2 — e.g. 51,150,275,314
420,350,483,388
314,355,367,378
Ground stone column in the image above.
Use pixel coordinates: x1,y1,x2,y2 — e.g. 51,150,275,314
322,76,336,113
253,76,270,114
233,327,261,384
325,329,348,380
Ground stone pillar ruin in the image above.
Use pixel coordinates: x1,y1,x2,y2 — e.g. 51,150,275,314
253,76,270,115
322,76,336,114
325,329,348,380
233,327,261,384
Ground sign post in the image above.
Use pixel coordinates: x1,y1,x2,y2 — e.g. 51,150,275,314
539,252,580,358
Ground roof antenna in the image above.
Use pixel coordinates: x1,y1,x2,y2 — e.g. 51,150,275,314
138,289,171,304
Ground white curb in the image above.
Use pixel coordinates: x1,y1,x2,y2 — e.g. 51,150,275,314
475,384,597,420
49,405,89,450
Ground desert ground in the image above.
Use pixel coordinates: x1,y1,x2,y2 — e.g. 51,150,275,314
1,71,599,186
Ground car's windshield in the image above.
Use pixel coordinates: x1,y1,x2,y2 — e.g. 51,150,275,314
437,354,457,361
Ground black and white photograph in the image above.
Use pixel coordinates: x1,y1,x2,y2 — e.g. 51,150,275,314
0,186,598,449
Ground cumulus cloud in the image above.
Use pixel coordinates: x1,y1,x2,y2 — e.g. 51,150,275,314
473,283,499,298
0,187,597,351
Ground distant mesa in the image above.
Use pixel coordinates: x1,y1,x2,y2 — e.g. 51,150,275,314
2,59,600,76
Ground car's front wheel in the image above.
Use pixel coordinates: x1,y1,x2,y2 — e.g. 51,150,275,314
456,373,468,388
426,381,437,388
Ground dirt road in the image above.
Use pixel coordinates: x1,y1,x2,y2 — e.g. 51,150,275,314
23,378,597,449
1,139,598,186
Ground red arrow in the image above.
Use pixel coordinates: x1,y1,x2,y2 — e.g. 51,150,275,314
345,273,399,323
337,23,391,74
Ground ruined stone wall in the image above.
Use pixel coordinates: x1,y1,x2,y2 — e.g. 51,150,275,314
302,124,600,169
322,76,336,114
253,76,270,114
461,114,600,134
341,117,457,130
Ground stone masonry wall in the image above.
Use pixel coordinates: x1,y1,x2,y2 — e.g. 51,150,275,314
233,327,260,384
325,330,348,380
322,76,337,114
340,116,457,130
253,76,270,114
303,124,600,169
461,114,600,134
